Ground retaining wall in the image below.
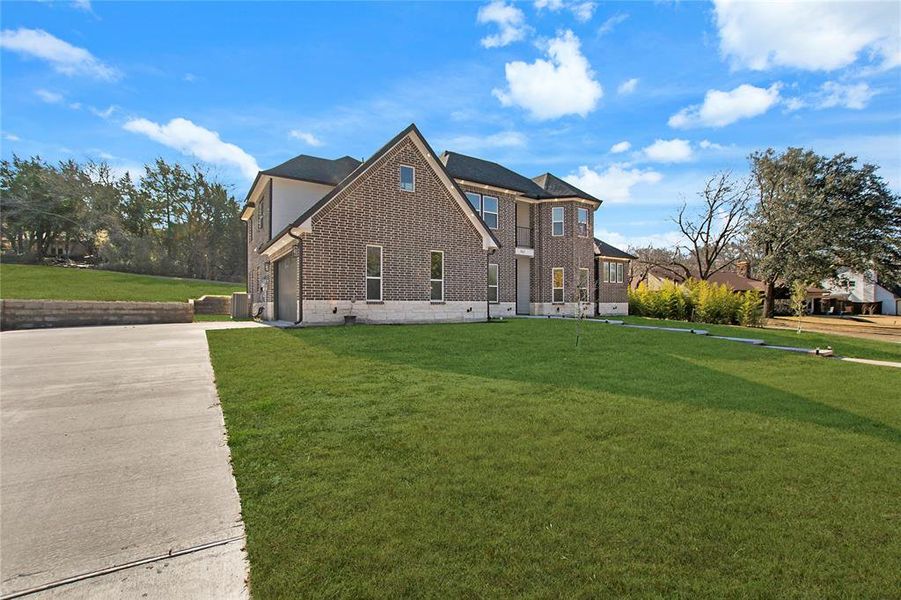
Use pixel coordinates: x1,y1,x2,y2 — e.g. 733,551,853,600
191,295,231,315
0,300,193,331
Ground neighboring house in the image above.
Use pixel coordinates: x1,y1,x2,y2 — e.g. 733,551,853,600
594,239,636,315
240,123,606,325
820,269,900,315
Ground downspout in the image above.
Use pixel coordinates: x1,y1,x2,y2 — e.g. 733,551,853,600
288,228,303,324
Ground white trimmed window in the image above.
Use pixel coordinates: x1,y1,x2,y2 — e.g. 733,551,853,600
552,267,564,303
577,207,589,237
602,261,609,283
400,165,415,192
488,263,499,303
464,191,498,230
552,207,564,236
366,245,382,301
430,251,444,302
617,262,624,284
482,196,499,229
578,268,589,301
465,191,481,213
257,197,264,230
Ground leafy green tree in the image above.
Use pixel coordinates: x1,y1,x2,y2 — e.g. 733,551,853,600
749,148,901,317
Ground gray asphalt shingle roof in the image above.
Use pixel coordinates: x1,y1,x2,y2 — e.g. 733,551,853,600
261,154,362,186
440,151,553,199
594,238,637,260
532,172,602,204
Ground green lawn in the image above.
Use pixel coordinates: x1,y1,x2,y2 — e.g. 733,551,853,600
617,315,901,362
0,263,243,302
208,320,901,598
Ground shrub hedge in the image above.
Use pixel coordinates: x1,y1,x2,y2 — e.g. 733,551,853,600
629,279,763,326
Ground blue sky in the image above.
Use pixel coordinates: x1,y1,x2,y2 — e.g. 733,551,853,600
2,0,899,249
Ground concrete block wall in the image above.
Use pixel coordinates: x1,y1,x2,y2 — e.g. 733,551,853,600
303,300,487,325
190,295,232,315
0,300,193,331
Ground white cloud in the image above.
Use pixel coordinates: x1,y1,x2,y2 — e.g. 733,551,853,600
598,12,628,36
35,89,64,104
123,117,260,179
439,130,527,152
617,77,638,95
72,0,93,12
610,140,631,153
712,0,900,71
493,30,602,120
816,81,876,110
668,83,781,129
478,1,529,49
534,0,565,10
183,73,197,83
642,139,694,163
785,81,876,112
289,130,323,147
535,0,596,22
89,105,118,119
570,2,596,23
3,132,21,142
565,164,662,203
698,139,726,151
0,28,119,80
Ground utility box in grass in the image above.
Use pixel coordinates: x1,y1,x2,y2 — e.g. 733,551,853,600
231,292,249,319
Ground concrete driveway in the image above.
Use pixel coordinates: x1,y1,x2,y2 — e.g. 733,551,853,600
1,321,266,599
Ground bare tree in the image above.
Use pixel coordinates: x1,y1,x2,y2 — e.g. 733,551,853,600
673,171,751,280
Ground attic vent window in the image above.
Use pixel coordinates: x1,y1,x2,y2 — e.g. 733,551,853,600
399,165,415,192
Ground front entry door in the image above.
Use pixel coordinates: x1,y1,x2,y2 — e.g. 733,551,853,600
276,255,298,322
516,256,531,315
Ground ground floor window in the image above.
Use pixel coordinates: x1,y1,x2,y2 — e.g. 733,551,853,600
366,245,382,301
488,263,499,303
552,267,564,303
578,268,589,302
616,262,624,283
431,251,444,302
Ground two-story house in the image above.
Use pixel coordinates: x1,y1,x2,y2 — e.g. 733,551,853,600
241,123,629,325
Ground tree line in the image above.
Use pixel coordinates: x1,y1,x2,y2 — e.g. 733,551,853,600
0,156,245,282
630,148,901,317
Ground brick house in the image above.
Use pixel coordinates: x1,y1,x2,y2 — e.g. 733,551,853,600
594,239,636,316
241,123,625,325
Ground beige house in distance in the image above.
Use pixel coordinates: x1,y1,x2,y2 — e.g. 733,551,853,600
241,123,632,325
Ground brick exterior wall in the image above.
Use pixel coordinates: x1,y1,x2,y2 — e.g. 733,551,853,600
301,137,488,317
457,183,517,308
532,201,596,314
597,257,630,315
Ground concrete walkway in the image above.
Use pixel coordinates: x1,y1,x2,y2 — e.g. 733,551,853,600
1,321,266,599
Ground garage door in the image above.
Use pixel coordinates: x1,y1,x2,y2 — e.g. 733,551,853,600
276,255,298,322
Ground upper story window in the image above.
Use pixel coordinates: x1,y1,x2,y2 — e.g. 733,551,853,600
257,196,265,230
399,165,415,192
577,207,589,237
551,207,564,236
366,245,383,301
430,251,444,302
482,196,498,229
466,192,481,213
464,191,498,230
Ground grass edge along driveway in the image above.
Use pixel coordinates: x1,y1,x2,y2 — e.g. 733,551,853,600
208,319,900,598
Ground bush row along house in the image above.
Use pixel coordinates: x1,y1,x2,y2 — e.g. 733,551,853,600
240,124,635,325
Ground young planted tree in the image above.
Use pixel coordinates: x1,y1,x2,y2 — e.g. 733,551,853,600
749,148,901,317
790,280,809,333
